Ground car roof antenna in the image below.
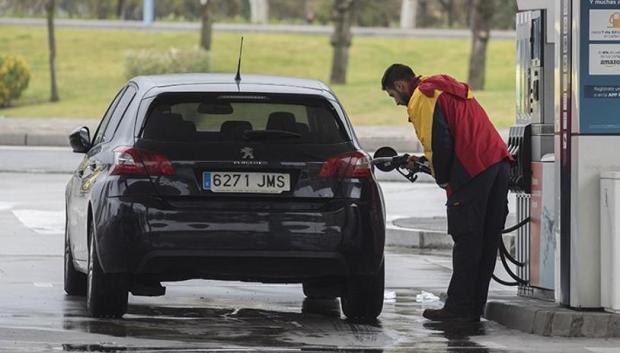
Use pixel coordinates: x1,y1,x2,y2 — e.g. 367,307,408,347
234,36,244,88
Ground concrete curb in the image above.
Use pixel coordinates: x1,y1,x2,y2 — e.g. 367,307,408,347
385,220,515,249
386,224,453,249
0,133,70,147
485,301,620,337
0,133,27,146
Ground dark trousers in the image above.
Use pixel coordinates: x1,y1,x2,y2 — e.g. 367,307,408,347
443,161,510,317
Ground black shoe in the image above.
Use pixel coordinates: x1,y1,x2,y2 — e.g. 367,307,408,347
422,308,480,322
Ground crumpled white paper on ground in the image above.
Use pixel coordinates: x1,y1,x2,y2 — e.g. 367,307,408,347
415,291,440,303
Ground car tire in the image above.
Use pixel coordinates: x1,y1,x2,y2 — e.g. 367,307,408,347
340,261,384,322
64,220,87,296
86,222,128,318
302,281,342,299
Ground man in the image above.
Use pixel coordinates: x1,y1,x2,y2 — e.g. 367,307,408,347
381,63,512,322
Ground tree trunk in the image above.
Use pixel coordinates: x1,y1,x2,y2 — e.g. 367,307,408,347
304,0,316,24
438,0,455,27
465,0,475,27
249,0,269,24
95,0,107,19
417,0,429,27
46,0,59,102
329,0,355,85
200,0,213,51
447,1,455,27
116,0,126,19
400,0,417,29
467,0,494,91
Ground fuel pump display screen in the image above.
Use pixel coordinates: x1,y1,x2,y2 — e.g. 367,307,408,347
580,1,620,133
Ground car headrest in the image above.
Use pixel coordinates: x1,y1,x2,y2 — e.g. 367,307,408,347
220,120,253,139
151,105,171,114
266,112,297,132
143,112,194,140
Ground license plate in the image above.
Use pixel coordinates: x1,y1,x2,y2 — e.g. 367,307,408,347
203,172,290,194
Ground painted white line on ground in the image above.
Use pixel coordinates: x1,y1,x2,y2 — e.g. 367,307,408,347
470,340,507,350
385,214,409,223
32,282,53,288
11,209,64,235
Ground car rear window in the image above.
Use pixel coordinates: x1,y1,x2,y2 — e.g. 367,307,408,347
141,93,349,144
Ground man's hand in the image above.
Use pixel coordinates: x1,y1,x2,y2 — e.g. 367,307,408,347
405,155,421,171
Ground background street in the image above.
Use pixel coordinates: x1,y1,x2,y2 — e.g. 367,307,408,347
0,147,619,352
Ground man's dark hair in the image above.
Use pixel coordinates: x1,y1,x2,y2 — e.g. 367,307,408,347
381,64,416,90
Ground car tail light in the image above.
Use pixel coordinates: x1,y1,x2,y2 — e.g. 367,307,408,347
320,150,372,178
110,147,174,177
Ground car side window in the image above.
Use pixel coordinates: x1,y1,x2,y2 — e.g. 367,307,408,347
92,87,126,146
101,85,137,143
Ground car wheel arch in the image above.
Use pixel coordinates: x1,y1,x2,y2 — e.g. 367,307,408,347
87,203,110,275
87,203,93,250
65,205,77,268
87,203,101,271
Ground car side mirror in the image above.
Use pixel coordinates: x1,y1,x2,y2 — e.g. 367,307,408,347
69,126,91,153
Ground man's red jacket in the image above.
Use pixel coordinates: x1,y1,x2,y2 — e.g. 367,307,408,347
406,74,512,195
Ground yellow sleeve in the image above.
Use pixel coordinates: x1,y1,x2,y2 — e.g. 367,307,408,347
406,88,442,176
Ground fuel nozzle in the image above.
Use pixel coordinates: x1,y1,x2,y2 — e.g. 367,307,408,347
372,147,432,183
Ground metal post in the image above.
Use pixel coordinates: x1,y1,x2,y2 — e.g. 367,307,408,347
143,0,154,26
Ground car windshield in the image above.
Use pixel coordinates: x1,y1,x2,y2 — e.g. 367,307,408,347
141,93,349,144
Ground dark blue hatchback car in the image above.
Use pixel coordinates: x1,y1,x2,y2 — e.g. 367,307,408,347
64,74,386,320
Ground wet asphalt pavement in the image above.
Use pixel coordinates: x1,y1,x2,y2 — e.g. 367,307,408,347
0,248,508,352
0,254,474,352
1,158,620,352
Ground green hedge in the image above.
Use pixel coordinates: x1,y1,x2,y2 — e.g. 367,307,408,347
0,54,31,107
125,47,210,78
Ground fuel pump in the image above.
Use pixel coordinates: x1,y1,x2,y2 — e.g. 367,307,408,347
508,1,557,301
514,0,620,309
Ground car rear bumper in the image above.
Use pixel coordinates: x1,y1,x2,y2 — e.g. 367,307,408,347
134,250,348,282
91,196,385,281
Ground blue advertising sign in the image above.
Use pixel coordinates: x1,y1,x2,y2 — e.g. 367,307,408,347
580,0,620,133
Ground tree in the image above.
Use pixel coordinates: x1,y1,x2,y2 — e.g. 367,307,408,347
200,0,213,51
465,0,475,27
116,0,126,19
438,0,455,27
45,0,59,102
416,0,430,27
249,0,269,24
329,0,355,84
467,0,494,90
304,0,315,23
95,0,109,19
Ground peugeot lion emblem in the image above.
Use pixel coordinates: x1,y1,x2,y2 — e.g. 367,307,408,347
240,147,254,160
